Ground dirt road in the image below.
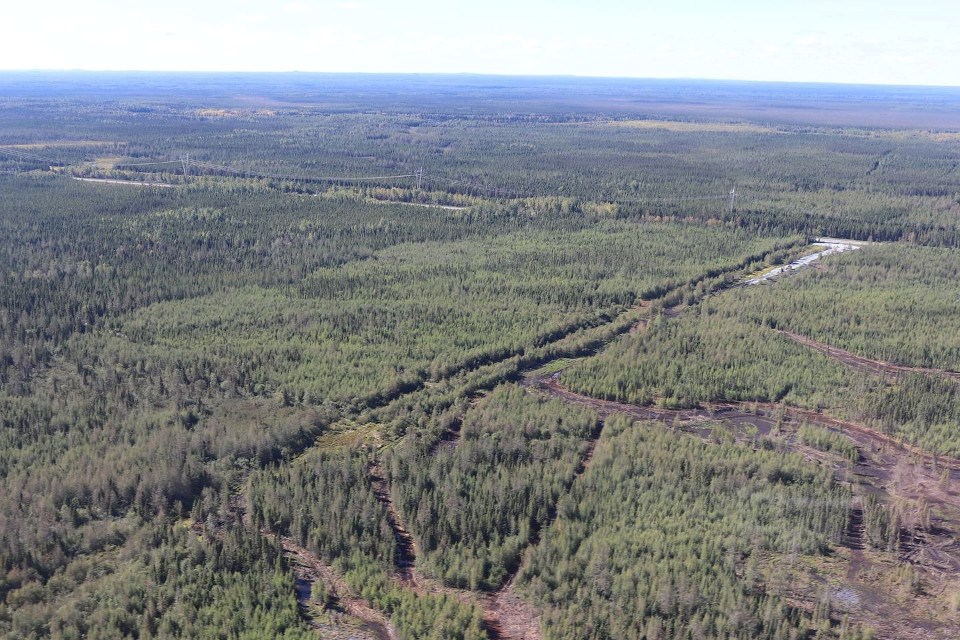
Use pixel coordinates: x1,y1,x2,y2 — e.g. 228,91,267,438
779,329,960,383
278,535,396,640
72,176,176,187
525,374,960,640
746,239,861,285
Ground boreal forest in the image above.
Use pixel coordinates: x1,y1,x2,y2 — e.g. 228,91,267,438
1,72,960,639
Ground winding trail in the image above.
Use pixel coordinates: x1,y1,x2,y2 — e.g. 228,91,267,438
507,234,960,639
469,425,612,639
778,329,960,383
71,176,176,187
526,375,960,640
269,238,874,637
368,457,544,640
352,236,960,639
192,505,395,640
278,536,396,640
532,374,960,472
262,254,757,637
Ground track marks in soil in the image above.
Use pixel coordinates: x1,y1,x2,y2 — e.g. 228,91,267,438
428,416,464,456
476,413,607,638
369,462,418,583
368,455,545,640
478,574,542,640
278,535,396,640
528,375,960,639
778,329,960,383
366,408,609,639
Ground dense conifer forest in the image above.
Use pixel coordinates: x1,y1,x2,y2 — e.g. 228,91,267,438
2,73,960,639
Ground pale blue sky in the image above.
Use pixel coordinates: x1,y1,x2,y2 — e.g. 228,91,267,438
3,0,958,86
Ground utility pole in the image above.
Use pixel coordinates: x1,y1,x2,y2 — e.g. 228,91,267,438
728,187,736,214
415,166,423,190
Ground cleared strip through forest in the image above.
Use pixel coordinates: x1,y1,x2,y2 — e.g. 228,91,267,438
369,462,417,582
310,239,803,445
188,500,395,640
526,375,960,639
778,329,960,383
261,241,800,637
257,237,914,638
526,235,960,469
368,451,543,640
507,234,960,637
71,176,176,187
532,374,960,470
278,535,396,640
475,421,611,638
362,482,554,640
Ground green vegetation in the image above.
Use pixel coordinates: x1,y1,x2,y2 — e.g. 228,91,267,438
1,518,312,640
0,167,787,616
5,75,960,245
861,494,902,553
103,219,782,405
338,554,488,640
730,244,960,370
797,423,859,462
516,416,854,640
563,287,960,456
562,303,860,408
2,74,959,638
248,448,395,568
387,385,599,590
247,450,488,640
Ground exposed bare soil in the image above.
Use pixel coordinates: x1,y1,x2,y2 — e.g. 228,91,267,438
368,457,544,640
279,536,396,640
192,504,395,640
71,176,176,187
369,462,418,583
272,239,960,638
477,573,542,640
779,329,960,383
526,374,960,639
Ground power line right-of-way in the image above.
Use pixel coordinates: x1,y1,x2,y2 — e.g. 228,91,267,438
1,146,744,209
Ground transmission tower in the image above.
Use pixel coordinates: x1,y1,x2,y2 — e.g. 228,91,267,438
415,166,423,190
728,187,736,213
180,154,190,177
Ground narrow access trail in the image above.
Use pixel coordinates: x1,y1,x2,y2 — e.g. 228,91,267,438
261,240,813,637
277,535,396,640
527,376,960,640
71,176,176,187
507,238,960,638
193,505,395,640
368,462,418,584
528,372,960,552
368,457,544,640
475,422,611,639
477,572,542,640
532,374,960,472
778,329,960,383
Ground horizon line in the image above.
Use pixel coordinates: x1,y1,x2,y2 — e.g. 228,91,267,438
2,69,960,91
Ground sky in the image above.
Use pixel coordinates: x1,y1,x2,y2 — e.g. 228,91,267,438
3,0,959,86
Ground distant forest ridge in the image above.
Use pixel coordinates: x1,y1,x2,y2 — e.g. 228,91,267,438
2,71,960,128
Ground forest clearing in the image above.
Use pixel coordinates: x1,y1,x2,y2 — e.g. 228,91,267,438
2,73,960,639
